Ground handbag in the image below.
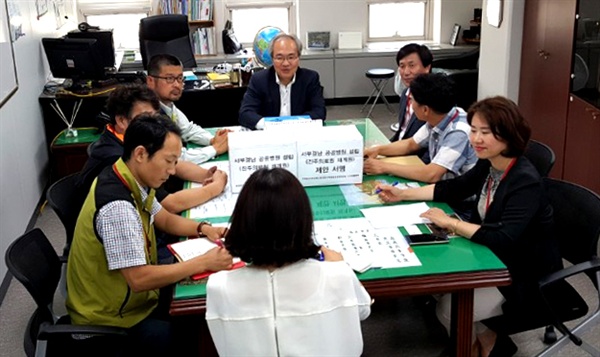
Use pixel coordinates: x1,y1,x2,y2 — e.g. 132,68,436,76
222,20,243,54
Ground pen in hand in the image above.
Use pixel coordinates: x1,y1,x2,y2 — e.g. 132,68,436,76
374,181,399,195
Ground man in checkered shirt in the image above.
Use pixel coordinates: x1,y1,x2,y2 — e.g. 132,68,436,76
66,114,232,355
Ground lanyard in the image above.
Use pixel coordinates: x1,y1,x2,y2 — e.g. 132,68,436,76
430,109,461,158
447,108,460,124
485,158,517,214
105,124,124,142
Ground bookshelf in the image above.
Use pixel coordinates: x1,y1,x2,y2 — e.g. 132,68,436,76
159,0,217,56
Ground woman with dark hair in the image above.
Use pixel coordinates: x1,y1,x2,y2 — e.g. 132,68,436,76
376,96,562,357
206,168,371,356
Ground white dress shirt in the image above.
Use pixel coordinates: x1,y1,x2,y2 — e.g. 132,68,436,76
160,102,217,164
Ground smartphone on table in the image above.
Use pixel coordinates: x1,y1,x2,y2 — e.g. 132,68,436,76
406,233,449,245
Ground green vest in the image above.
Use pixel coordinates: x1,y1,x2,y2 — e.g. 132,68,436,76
66,159,159,328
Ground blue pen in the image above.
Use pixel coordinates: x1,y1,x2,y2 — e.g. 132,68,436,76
316,249,325,261
374,181,399,195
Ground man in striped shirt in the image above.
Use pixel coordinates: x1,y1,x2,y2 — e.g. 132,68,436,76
364,73,477,183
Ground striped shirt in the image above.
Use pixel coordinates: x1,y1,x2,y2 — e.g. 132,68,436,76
412,107,477,180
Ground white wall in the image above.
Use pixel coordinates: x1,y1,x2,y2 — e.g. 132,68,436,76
478,0,525,101
211,0,481,51
0,1,76,278
439,0,482,44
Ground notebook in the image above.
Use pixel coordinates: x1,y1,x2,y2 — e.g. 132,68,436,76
168,238,245,280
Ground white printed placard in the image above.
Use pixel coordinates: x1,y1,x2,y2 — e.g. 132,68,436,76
228,131,297,193
264,119,323,131
296,126,363,187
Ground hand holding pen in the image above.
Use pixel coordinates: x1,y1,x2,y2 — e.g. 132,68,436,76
375,182,405,203
318,246,343,262
374,181,399,194
214,227,229,248
204,226,228,243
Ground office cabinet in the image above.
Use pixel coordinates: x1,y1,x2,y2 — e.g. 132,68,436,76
518,0,577,177
520,0,600,193
302,55,335,99
564,95,600,193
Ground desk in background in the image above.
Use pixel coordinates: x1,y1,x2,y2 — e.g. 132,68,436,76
39,84,246,180
50,128,101,179
169,119,511,357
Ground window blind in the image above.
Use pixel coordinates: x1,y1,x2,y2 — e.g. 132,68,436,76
77,0,151,16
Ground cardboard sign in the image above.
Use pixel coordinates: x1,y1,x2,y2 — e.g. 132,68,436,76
228,131,297,193
296,126,363,187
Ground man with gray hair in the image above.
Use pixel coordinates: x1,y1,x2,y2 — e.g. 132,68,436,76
239,33,326,129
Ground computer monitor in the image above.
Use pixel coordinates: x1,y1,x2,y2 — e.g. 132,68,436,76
42,37,107,81
66,29,115,70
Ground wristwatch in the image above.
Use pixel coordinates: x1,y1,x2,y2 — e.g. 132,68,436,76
197,221,212,237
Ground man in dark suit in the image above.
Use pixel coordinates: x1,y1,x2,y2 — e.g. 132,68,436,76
390,44,433,144
239,33,326,130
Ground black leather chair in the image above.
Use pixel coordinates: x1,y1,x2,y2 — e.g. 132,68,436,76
484,178,600,356
524,139,556,177
433,48,480,111
139,14,196,69
5,228,127,357
432,47,479,70
46,173,85,257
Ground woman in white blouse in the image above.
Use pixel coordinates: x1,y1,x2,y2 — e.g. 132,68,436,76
206,168,371,356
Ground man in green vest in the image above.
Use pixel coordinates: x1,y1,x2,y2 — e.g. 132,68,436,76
66,113,233,355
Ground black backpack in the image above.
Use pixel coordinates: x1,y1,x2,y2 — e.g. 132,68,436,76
222,20,243,54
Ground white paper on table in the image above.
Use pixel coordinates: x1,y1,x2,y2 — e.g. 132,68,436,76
404,224,423,235
360,202,432,229
313,217,421,270
188,161,239,219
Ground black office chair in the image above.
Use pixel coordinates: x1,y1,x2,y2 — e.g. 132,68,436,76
432,48,480,111
46,173,85,257
5,228,127,357
139,14,196,69
483,178,600,356
445,69,479,111
432,47,480,70
524,139,556,177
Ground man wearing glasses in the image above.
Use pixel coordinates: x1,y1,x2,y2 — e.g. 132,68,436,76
239,33,326,130
147,54,229,164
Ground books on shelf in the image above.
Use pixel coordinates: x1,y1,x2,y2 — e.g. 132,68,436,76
160,0,213,21
168,237,245,280
192,27,216,56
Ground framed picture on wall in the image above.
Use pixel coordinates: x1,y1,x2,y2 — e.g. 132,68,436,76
0,0,18,108
36,0,48,19
306,31,331,50
450,24,461,46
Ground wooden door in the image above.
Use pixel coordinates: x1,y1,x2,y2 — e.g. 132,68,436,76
519,0,577,178
564,95,600,194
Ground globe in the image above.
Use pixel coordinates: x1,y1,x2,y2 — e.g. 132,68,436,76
252,26,284,67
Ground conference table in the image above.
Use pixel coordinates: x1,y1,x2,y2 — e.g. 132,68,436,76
169,119,511,357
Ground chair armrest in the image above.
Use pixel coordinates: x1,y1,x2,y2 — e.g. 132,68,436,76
38,324,127,340
539,257,600,290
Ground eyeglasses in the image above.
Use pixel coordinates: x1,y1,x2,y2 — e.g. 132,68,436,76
273,55,299,64
151,75,184,84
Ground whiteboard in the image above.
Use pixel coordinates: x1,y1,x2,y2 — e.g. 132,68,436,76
0,0,18,108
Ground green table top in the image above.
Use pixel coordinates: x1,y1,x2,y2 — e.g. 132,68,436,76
175,119,506,300
52,127,102,146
